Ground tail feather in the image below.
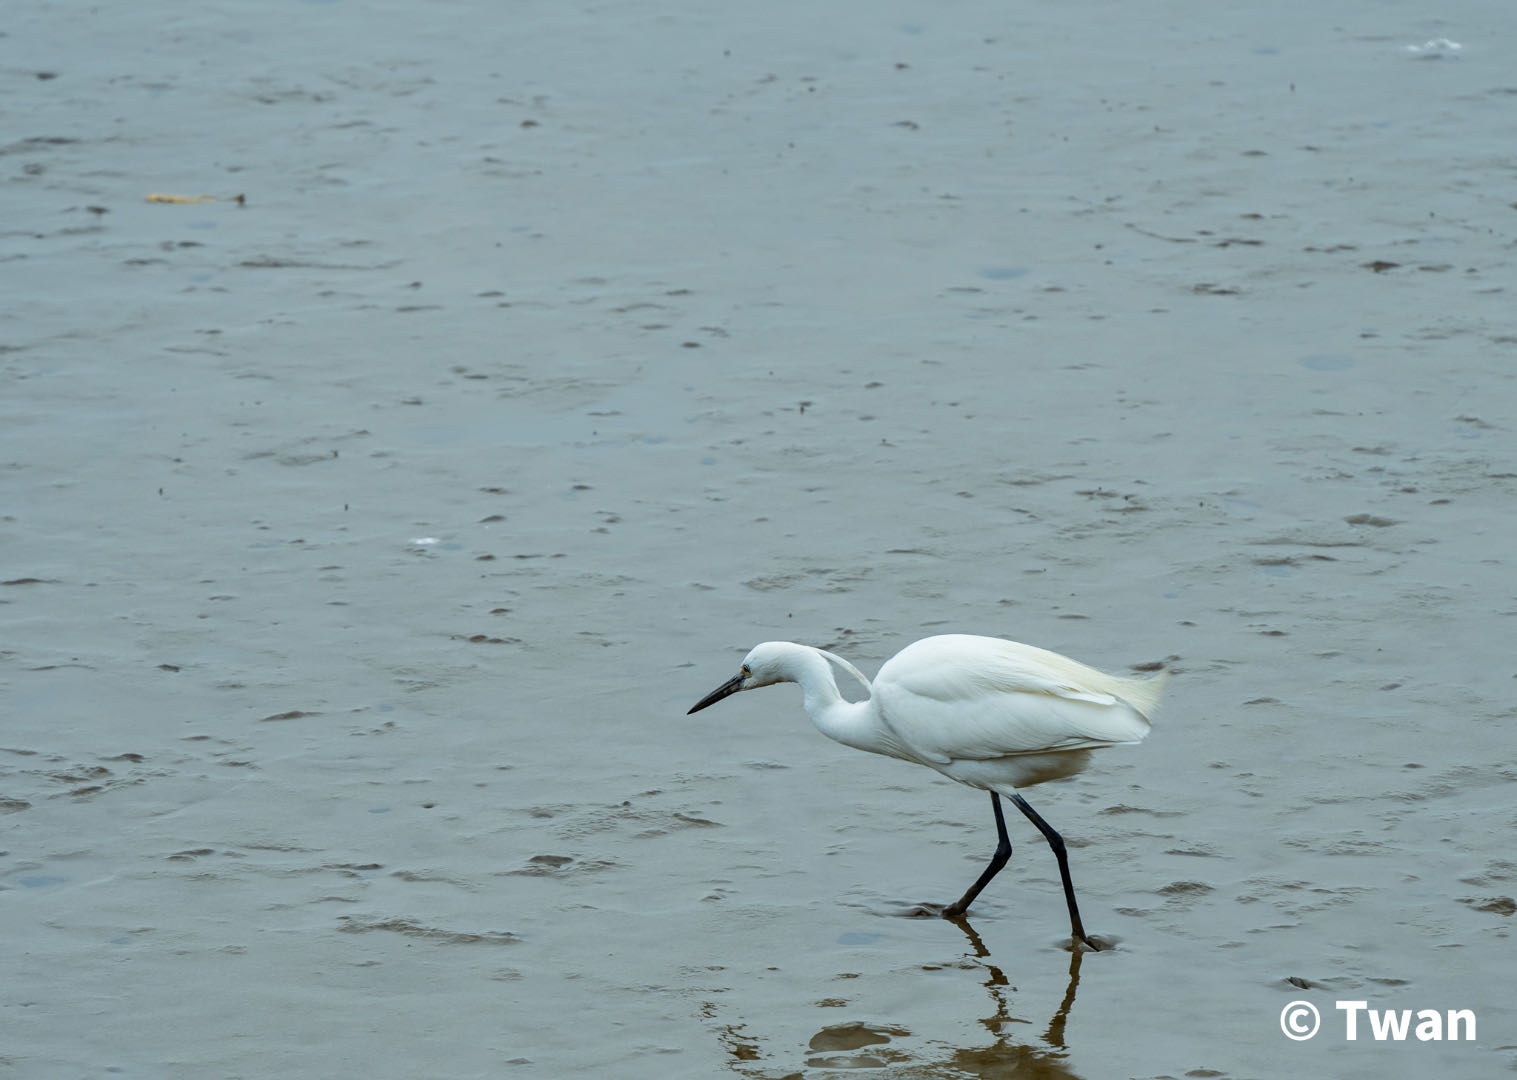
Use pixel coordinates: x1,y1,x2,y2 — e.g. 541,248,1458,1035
1115,668,1168,720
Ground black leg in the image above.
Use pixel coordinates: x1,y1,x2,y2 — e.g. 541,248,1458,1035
942,791,1012,918
1009,793,1098,950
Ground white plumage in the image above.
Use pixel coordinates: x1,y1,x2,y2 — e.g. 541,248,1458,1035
688,633,1167,949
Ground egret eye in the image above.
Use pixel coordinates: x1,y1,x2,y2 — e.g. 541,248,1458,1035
740,664,751,677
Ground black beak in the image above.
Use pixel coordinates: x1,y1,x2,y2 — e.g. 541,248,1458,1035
688,672,745,714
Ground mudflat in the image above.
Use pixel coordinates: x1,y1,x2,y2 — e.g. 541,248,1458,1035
4,2,1513,1076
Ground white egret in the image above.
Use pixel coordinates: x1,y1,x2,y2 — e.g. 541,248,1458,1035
688,634,1167,950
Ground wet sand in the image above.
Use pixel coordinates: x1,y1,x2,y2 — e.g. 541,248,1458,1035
4,1,1515,1076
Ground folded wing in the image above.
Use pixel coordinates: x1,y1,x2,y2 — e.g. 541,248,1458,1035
871,635,1163,766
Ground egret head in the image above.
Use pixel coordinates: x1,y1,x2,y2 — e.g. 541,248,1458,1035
687,642,797,714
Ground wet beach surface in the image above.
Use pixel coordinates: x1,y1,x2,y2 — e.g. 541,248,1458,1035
3,1,1515,1076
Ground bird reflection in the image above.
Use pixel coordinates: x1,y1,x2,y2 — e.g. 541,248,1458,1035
711,917,1088,1077
789,917,1085,1078
936,914,1085,1078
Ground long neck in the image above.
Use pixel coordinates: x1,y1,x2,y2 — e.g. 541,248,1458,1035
783,647,892,757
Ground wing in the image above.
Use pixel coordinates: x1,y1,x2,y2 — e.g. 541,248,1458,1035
871,635,1162,765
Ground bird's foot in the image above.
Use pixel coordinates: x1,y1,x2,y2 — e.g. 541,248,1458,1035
909,902,981,924
890,901,954,919
1073,933,1108,953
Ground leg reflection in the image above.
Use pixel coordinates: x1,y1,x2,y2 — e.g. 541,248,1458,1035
943,913,1085,1067
732,916,1091,1076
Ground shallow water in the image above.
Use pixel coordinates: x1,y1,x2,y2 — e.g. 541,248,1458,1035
4,1,1515,1076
